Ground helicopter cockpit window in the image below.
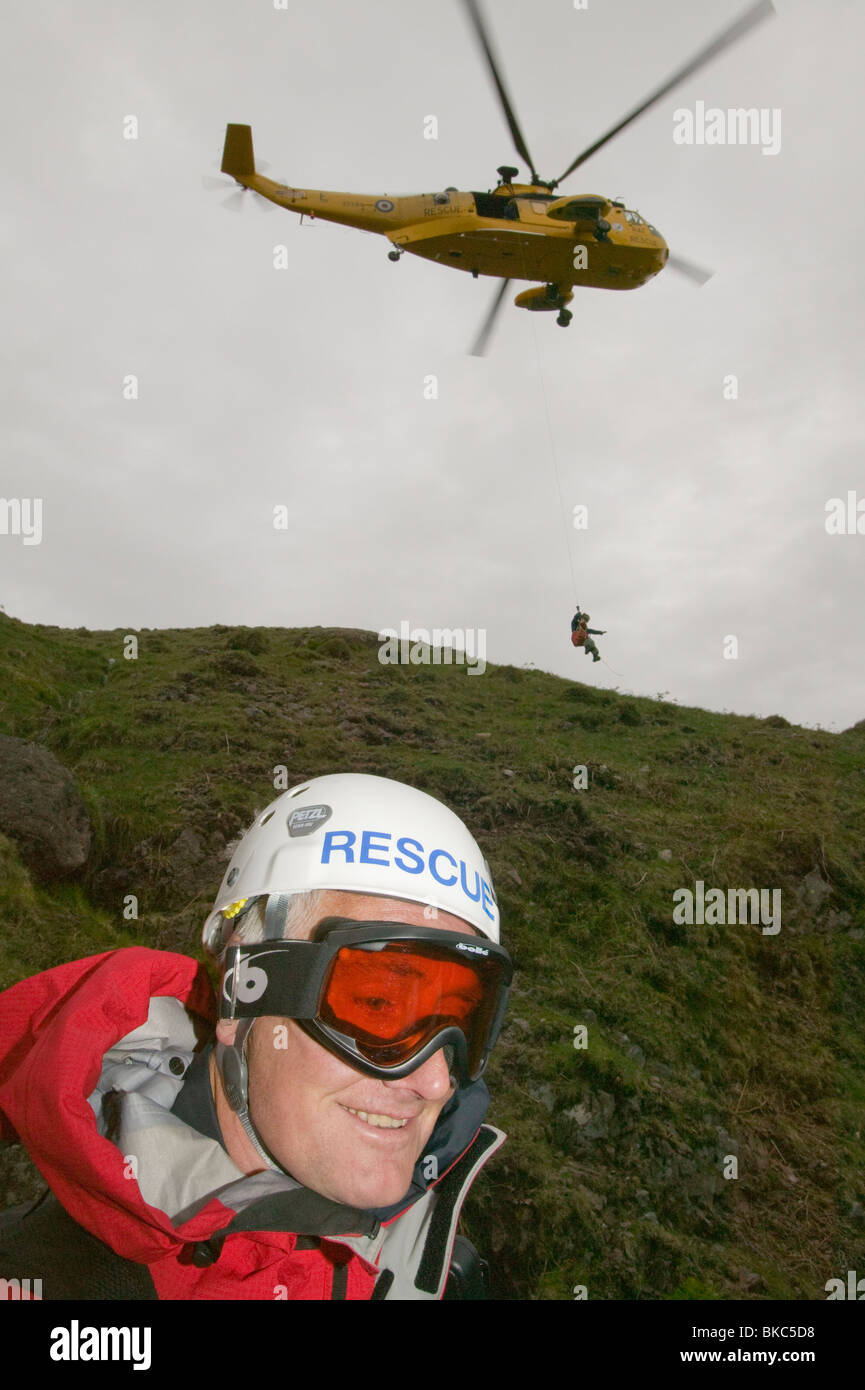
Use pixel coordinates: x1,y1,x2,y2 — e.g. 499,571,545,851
625,210,644,225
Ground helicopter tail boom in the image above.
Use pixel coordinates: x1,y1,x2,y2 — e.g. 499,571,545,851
221,124,256,181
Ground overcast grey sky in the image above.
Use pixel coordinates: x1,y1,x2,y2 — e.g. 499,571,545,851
2,0,863,729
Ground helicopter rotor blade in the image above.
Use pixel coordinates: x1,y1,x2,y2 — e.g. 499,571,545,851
461,0,539,182
469,278,510,357
552,0,776,186
667,252,715,286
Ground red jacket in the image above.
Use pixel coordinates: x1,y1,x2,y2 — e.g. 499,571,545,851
0,948,504,1300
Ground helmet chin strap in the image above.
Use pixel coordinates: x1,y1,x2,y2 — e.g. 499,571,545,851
215,893,298,1175
215,1017,292,1178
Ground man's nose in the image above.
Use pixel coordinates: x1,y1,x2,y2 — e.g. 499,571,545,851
385,1047,454,1100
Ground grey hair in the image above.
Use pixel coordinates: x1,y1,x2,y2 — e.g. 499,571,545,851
229,889,327,949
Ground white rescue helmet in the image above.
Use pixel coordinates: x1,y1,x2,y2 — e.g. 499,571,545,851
202,772,500,955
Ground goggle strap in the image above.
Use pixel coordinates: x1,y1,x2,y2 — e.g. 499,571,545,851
220,941,326,1020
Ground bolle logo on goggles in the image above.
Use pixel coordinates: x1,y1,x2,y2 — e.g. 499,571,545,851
456,942,490,956
288,804,332,837
224,952,269,1005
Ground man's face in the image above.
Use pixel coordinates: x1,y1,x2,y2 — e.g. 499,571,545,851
216,890,478,1210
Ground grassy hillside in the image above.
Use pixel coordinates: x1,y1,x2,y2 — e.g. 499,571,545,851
1,610,863,1299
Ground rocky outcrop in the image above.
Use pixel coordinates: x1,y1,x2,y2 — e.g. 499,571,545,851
0,735,91,880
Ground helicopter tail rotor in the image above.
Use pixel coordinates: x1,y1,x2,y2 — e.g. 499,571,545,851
205,125,279,213
201,172,277,215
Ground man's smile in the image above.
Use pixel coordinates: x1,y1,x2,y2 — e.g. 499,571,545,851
339,1103,417,1130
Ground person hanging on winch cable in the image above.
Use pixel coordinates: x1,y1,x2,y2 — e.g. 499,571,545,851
570,607,606,663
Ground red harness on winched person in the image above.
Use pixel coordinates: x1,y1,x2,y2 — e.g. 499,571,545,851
570,608,605,662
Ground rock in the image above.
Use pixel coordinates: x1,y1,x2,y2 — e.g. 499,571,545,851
91,865,130,901
506,868,523,886
531,1083,555,1112
626,1044,646,1067
564,1090,616,1140
0,735,91,880
508,1017,531,1034
798,869,832,910
825,910,851,930
502,769,516,778
717,1128,739,1155
164,826,228,900
171,827,204,859
658,849,673,861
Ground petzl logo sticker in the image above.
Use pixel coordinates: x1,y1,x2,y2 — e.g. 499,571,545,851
288,804,332,837
375,198,395,212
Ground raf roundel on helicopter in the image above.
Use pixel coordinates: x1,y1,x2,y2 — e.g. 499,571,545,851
208,0,775,354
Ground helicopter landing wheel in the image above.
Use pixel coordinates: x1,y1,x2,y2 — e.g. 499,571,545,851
387,250,401,262
556,309,572,327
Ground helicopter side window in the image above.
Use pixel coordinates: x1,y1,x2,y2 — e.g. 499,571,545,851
503,199,519,220
473,192,511,219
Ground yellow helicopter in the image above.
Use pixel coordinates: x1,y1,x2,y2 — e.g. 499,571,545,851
212,0,775,353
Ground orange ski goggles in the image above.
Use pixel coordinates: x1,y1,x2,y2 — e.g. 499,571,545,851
219,917,512,1083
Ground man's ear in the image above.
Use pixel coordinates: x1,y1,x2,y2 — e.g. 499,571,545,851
215,1017,240,1047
